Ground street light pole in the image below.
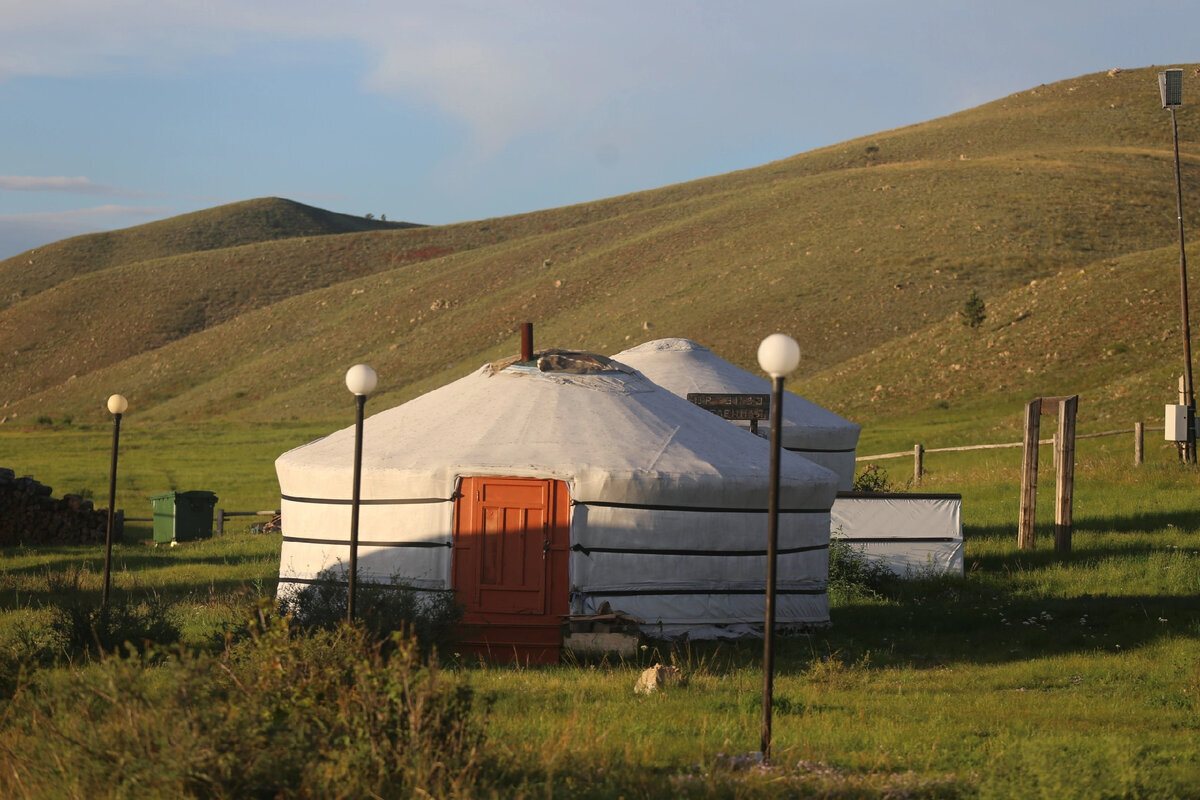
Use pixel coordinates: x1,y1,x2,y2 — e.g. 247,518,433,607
102,394,128,607
345,364,378,622
756,333,801,764
1161,68,1195,463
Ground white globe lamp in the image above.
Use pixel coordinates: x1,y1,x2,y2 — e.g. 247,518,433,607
345,364,378,396
756,334,800,378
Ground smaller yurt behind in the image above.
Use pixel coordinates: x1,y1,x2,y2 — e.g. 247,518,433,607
612,339,861,490
276,350,840,661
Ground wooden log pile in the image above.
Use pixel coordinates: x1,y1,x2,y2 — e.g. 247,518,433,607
0,467,115,546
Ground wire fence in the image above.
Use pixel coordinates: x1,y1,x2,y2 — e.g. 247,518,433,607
857,423,1169,483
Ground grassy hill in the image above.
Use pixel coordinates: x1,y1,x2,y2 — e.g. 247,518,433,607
2,65,1198,445
0,198,421,313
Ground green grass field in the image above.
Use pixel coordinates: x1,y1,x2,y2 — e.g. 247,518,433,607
1,420,329,513
1,424,1198,797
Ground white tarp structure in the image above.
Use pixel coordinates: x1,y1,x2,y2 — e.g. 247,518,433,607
612,339,861,490
830,493,964,576
276,352,840,638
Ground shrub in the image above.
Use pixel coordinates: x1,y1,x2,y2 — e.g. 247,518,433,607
828,534,896,603
49,595,180,662
853,463,899,492
280,568,464,656
33,565,181,663
959,289,987,328
0,613,486,799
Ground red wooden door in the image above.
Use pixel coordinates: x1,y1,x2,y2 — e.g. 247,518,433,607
453,477,570,661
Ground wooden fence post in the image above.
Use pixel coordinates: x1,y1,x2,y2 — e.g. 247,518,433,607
216,507,225,537
1135,422,1144,465
913,444,924,485
1054,396,1078,553
1018,398,1041,550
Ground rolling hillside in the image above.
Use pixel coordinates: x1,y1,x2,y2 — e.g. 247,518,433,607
1,65,1198,446
0,198,421,313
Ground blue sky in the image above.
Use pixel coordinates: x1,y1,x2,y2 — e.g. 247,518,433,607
0,1,1194,259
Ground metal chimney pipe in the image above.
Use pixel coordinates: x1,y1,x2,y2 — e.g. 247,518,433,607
521,322,533,362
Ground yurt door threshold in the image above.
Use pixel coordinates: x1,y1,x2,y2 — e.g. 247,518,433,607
452,477,570,664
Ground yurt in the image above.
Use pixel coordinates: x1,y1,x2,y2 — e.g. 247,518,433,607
276,350,840,660
612,338,861,490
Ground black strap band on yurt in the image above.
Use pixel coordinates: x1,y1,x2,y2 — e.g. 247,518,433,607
280,494,452,505
574,500,828,514
582,587,827,596
570,543,827,557
281,536,451,548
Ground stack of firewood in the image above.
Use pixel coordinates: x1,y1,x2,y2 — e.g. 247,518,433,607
0,468,114,546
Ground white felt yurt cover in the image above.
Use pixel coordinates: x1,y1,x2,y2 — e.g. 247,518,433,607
612,339,861,490
276,352,841,637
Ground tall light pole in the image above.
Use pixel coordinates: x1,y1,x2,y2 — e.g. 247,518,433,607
756,333,801,763
345,363,377,622
102,393,128,607
1160,68,1195,463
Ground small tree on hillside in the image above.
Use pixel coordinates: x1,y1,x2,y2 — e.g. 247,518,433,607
960,290,986,329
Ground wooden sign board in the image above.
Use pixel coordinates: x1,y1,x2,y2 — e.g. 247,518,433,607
686,393,770,421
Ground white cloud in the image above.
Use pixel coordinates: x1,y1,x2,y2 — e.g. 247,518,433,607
0,2,826,155
0,1,1193,177
0,176,146,196
0,204,169,223
0,204,169,259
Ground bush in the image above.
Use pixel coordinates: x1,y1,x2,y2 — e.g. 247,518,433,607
959,289,987,328
280,569,464,656
853,464,899,492
0,612,487,799
29,565,181,664
50,595,180,663
828,534,896,602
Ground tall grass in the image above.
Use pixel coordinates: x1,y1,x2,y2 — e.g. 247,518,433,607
1,618,485,799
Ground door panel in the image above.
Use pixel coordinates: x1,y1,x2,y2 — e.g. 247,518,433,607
479,482,545,614
453,477,569,625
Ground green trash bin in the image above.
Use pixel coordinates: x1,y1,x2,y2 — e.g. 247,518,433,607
151,491,219,544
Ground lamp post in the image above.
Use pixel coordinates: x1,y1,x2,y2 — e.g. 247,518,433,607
345,364,377,622
756,333,801,763
101,393,128,608
1160,68,1196,463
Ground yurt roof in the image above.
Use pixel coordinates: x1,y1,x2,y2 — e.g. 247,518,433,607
276,350,838,510
611,338,860,451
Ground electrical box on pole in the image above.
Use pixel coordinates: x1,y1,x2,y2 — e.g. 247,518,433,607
1166,404,1195,442
1160,69,1183,108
